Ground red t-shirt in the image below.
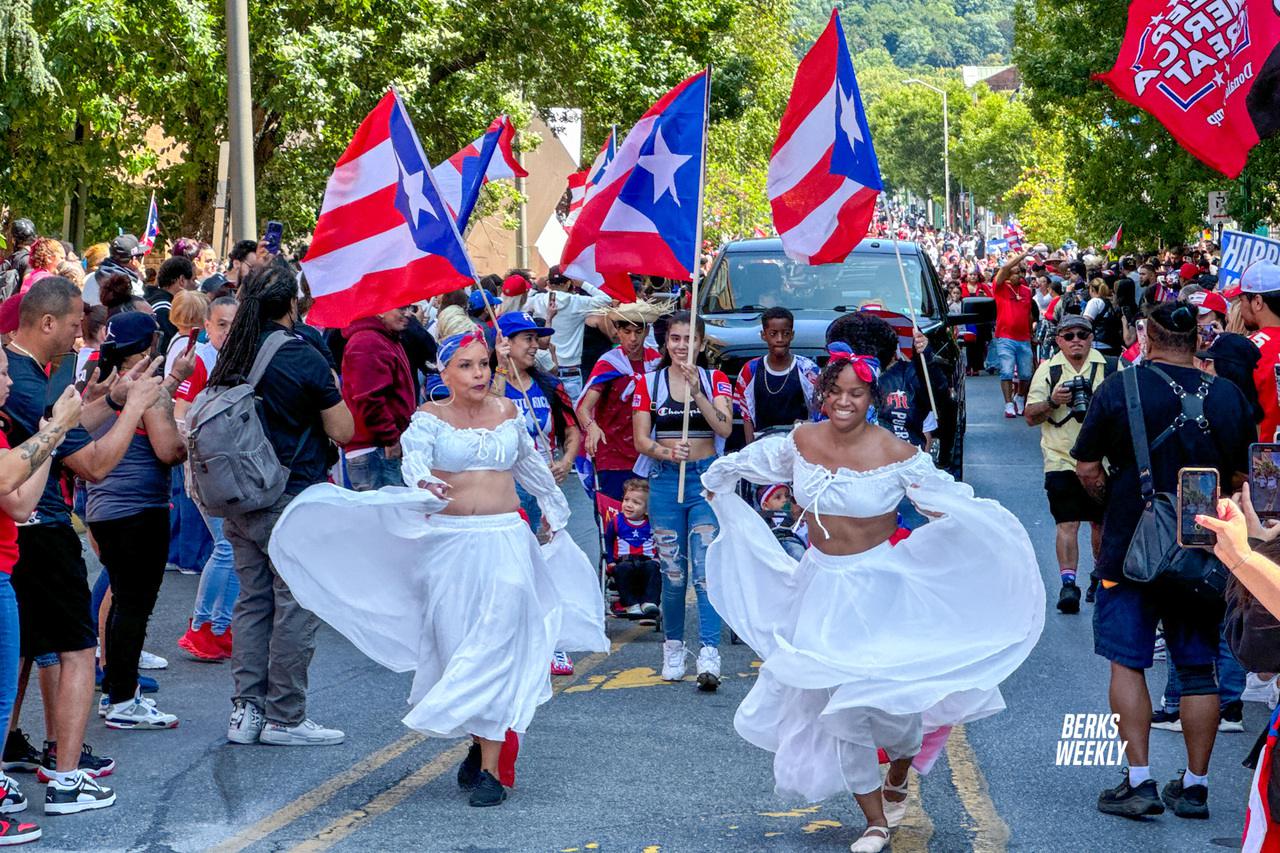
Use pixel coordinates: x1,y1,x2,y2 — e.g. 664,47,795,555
176,349,215,402
0,433,20,575
1250,327,1280,441
594,360,646,472
993,280,1033,342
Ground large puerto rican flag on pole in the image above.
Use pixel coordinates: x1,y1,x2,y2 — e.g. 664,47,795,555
431,115,528,228
561,70,708,283
768,9,882,265
303,89,476,328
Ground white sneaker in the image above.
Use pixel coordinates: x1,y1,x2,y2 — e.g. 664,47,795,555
696,646,722,692
1004,402,1016,418
1013,394,1026,415
258,719,345,746
138,650,168,670
661,640,687,682
1243,673,1278,704
624,604,643,618
101,693,156,717
43,770,115,815
104,692,178,730
227,700,265,744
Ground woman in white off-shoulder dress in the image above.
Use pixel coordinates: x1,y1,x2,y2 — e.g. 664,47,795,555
701,342,1044,853
267,329,608,808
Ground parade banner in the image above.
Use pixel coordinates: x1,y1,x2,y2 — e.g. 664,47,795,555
1094,0,1280,178
1220,228,1280,284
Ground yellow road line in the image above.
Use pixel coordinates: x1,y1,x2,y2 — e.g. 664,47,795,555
288,622,655,853
207,732,426,853
893,773,934,853
945,724,1010,852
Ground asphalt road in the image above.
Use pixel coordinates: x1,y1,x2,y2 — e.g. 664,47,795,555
7,376,1263,852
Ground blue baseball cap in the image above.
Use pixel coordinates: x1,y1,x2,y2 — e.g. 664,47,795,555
467,289,501,312
497,311,554,338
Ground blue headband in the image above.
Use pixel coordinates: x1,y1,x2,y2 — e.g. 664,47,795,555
437,329,487,367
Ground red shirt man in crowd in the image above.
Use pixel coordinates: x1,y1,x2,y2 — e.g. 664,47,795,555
992,249,1037,418
340,306,416,491
1238,262,1280,440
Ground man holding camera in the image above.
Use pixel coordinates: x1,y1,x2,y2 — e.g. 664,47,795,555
1025,315,1110,614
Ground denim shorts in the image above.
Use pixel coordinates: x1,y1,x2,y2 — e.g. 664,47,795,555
1093,579,1224,671
993,337,1033,381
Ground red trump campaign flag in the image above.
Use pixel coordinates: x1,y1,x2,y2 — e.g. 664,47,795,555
303,90,476,327
1095,0,1280,178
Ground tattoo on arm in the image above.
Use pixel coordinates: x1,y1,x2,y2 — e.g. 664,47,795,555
714,410,728,423
16,424,67,476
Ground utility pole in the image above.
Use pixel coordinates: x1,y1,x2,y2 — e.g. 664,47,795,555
226,0,256,241
904,79,950,231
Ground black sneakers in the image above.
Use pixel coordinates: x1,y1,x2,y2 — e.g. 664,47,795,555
456,742,481,791
1085,575,1099,604
0,775,26,815
1098,775,1165,818
1219,701,1245,733
34,743,115,783
1162,775,1209,819
43,770,115,815
467,770,507,807
0,732,39,774
1057,582,1082,614
0,817,40,845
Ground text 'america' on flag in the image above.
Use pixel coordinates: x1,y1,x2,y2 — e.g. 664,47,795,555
432,115,528,229
767,9,882,266
302,90,476,329
561,70,708,284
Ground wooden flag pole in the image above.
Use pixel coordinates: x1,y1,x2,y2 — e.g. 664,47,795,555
890,237,940,419
676,66,712,503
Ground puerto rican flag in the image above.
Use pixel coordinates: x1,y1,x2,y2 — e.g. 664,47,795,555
302,89,476,328
574,344,662,499
860,306,917,361
565,128,618,229
561,71,708,284
140,192,160,254
431,115,527,228
767,9,882,265
1004,217,1025,251
1102,224,1123,252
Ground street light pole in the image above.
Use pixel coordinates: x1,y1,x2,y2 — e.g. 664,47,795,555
226,0,256,241
904,79,950,231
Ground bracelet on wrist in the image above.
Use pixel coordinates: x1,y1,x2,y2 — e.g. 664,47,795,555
1230,550,1254,574
107,394,126,412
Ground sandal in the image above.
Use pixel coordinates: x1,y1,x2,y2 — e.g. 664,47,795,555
850,824,890,853
882,770,910,829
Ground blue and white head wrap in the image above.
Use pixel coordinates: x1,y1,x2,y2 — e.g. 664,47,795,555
437,328,488,368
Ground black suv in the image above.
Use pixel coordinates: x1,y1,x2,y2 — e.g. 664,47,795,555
698,237,971,477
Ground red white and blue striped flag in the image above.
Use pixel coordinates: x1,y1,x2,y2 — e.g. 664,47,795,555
561,70,708,284
431,115,527,228
768,9,882,265
302,90,476,328
140,192,160,254
565,128,618,229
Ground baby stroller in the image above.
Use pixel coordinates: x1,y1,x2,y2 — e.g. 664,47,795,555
592,486,662,632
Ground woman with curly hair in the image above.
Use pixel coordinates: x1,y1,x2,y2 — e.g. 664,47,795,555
20,238,65,292
700,340,1043,852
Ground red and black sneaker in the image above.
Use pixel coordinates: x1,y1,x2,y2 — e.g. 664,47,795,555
0,817,40,846
35,743,114,783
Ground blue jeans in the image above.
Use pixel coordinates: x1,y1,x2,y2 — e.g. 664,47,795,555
193,513,239,634
1161,622,1246,712
992,337,1033,382
0,575,19,734
346,449,404,492
649,458,721,647
169,466,213,571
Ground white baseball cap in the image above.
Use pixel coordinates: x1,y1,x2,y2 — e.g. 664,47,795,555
1241,261,1280,295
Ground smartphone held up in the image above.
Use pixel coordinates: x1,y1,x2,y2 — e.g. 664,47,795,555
1177,466,1219,549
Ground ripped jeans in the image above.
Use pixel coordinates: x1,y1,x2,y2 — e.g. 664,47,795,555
648,458,722,647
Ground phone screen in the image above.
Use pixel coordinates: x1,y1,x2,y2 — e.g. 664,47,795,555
1178,468,1219,548
1251,443,1280,519
263,220,284,255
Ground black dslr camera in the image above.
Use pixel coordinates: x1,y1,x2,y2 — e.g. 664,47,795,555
1062,375,1093,422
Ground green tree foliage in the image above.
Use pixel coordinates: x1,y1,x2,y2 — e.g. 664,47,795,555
794,0,1013,68
1005,128,1079,245
0,0,772,248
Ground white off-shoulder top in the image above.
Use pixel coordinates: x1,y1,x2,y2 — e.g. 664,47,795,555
399,410,571,532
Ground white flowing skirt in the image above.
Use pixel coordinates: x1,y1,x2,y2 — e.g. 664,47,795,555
267,484,609,741
705,481,1044,802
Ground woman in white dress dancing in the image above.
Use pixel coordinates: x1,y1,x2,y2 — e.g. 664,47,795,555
268,328,608,807
702,342,1044,852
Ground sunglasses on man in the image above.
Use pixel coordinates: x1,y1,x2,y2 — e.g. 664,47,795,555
1057,330,1093,342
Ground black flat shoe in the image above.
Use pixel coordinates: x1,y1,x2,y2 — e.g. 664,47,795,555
1161,775,1209,819
1098,776,1164,819
456,742,481,790
468,770,508,807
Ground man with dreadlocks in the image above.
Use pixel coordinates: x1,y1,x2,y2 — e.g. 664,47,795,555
208,262,354,748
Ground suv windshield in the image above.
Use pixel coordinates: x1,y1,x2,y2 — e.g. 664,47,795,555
703,249,933,317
